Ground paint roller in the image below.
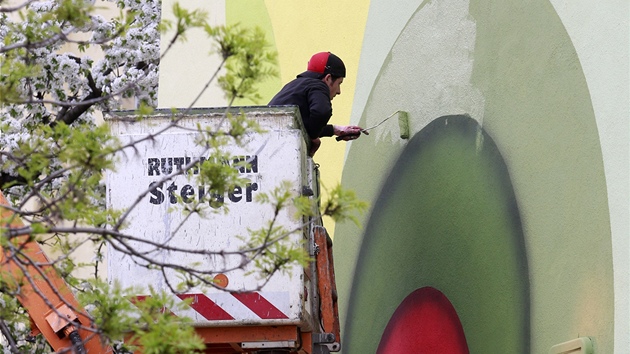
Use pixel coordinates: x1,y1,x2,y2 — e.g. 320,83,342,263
336,110,409,141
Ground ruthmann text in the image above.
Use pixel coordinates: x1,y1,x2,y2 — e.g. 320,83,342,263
147,155,259,208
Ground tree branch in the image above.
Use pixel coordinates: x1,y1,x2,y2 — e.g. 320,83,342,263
0,318,20,353
54,71,102,126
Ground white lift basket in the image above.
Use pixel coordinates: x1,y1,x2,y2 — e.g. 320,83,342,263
105,107,322,332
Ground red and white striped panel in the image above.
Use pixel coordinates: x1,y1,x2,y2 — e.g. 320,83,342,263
133,292,291,323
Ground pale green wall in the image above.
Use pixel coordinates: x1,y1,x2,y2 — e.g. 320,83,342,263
336,0,623,353
549,2,630,347
469,2,612,351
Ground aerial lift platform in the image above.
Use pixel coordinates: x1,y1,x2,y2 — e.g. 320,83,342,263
0,107,341,354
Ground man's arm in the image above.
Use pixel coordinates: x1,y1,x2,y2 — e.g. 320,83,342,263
306,84,334,137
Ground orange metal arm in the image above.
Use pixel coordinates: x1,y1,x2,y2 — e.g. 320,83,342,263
313,226,341,346
0,192,112,353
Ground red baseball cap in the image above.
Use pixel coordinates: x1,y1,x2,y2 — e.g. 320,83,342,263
307,52,346,78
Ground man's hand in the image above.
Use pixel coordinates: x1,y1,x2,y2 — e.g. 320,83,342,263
333,125,364,141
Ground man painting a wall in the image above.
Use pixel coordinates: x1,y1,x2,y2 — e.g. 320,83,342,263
269,52,365,156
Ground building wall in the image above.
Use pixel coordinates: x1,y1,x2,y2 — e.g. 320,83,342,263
158,0,228,109
157,0,629,353
336,0,628,353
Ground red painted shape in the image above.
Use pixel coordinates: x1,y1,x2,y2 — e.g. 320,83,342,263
130,295,148,305
377,287,469,354
177,293,234,320
130,295,177,317
231,292,289,319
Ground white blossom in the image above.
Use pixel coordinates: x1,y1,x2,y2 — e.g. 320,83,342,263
0,0,162,196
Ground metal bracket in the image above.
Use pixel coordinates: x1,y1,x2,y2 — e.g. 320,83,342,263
45,304,78,335
241,340,296,350
312,333,340,353
302,186,314,196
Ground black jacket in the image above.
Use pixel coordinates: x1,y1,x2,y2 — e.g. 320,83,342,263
268,71,334,139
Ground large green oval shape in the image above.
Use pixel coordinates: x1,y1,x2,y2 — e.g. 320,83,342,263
344,115,529,353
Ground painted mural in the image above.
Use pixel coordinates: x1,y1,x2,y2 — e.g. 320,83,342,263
343,115,531,353
161,0,628,353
